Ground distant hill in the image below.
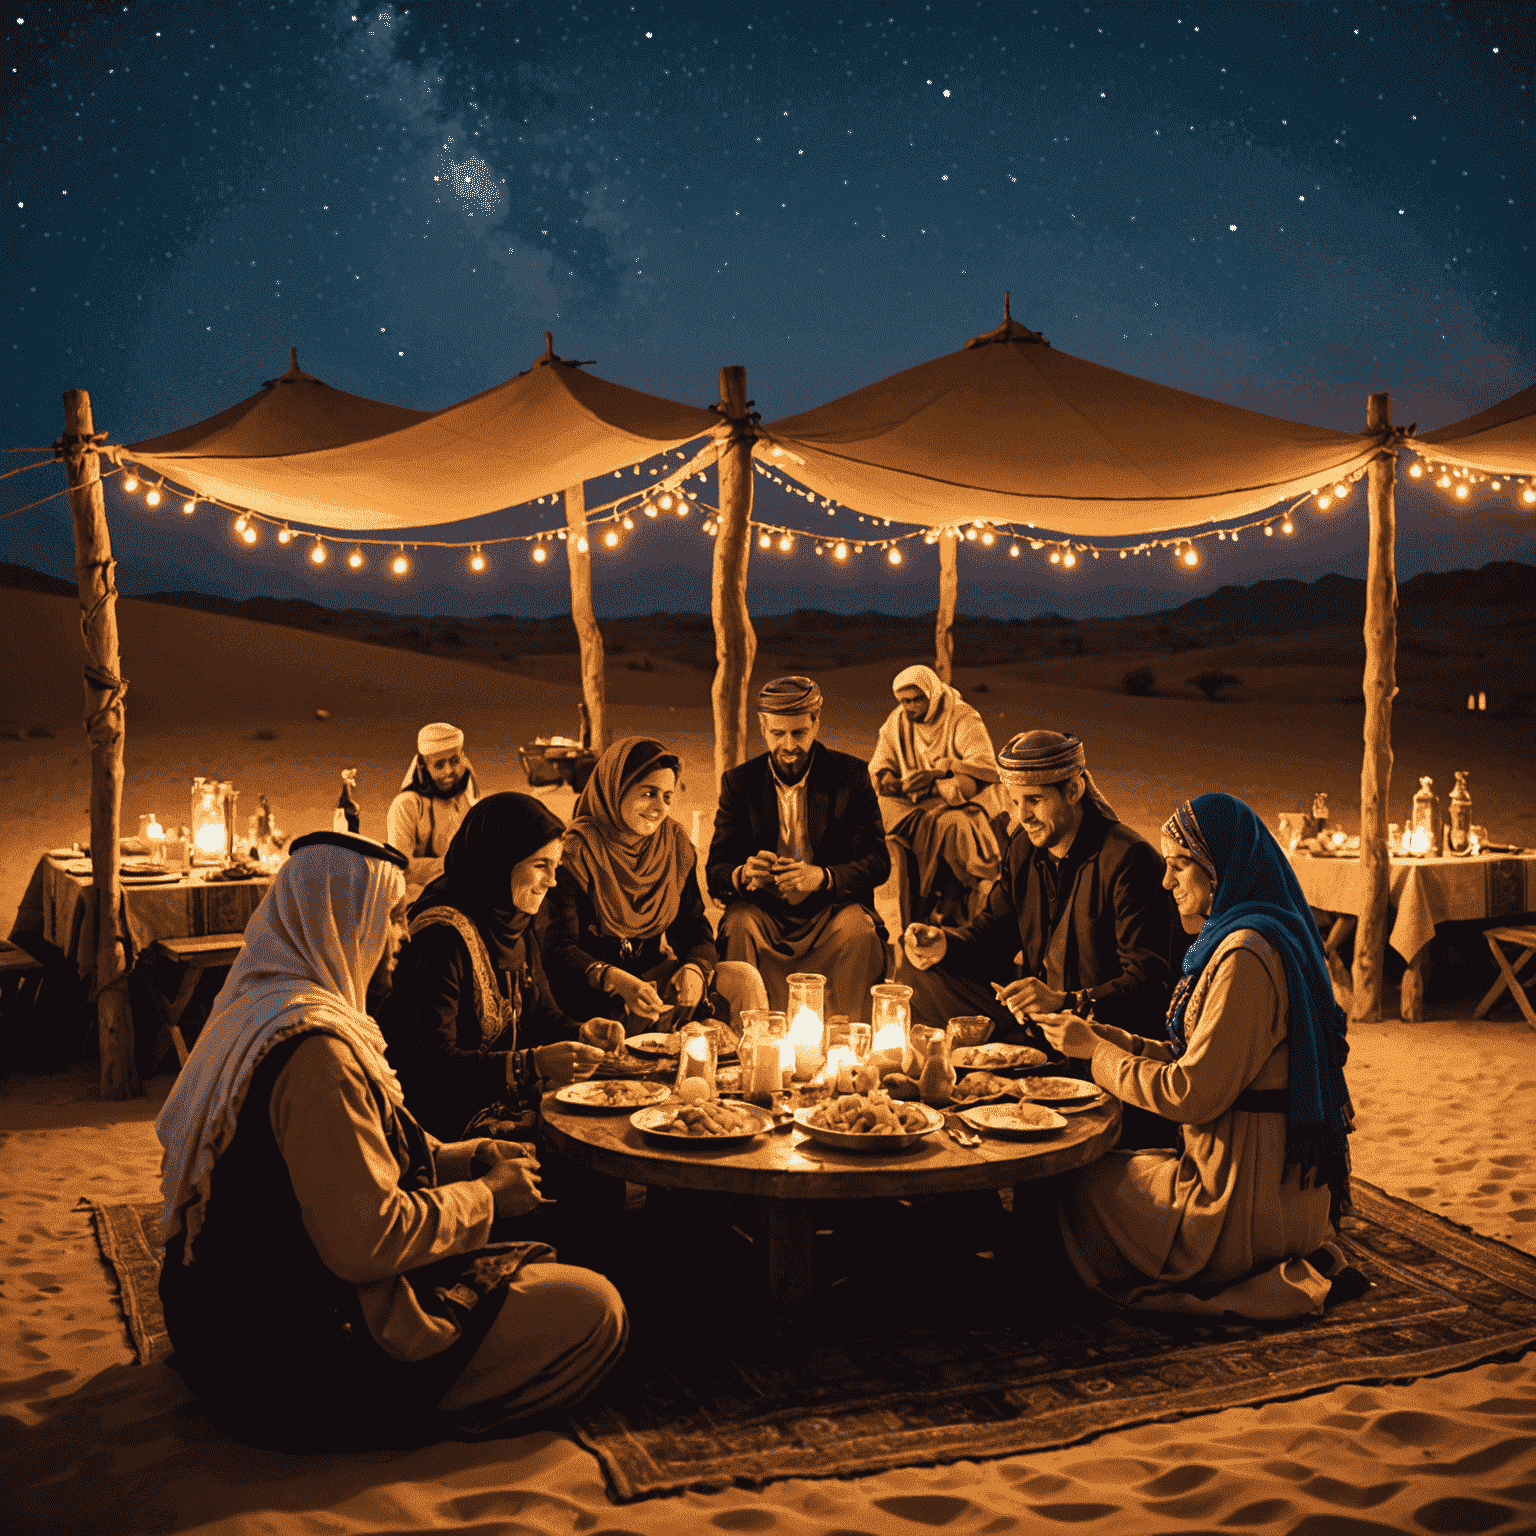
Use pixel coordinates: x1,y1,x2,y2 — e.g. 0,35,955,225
0,562,77,598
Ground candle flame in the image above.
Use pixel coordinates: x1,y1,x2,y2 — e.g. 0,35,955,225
789,1007,822,1044
685,1035,709,1061
194,824,225,854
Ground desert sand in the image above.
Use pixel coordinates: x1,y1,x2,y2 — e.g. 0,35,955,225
2,588,1534,1534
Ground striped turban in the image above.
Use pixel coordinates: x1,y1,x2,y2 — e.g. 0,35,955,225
757,675,823,717
1162,799,1218,883
997,730,1119,822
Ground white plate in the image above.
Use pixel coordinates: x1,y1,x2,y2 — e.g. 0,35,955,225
118,871,184,885
631,1103,773,1143
793,1101,945,1151
554,1079,669,1111
959,1102,1068,1136
951,1043,1048,1072
626,1032,682,1057
950,1072,1028,1104
1020,1076,1105,1106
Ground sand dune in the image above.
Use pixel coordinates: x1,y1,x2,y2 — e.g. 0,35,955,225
3,588,1535,1533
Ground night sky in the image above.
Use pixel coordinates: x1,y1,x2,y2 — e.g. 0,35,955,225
4,0,1532,620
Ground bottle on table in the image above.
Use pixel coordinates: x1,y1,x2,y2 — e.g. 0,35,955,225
918,1029,957,1108
1311,791,1329,837
333,768,360,834
1448,772,1472,855
1410,776,1437,855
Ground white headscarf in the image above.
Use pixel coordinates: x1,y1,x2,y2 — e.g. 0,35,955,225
156,842,407,1263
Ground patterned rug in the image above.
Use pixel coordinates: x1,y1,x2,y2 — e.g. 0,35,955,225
88,1182,1536,1501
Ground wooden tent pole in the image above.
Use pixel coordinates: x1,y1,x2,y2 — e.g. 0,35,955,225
562,482,607,755
58,390,139,1100
711,365,758,784
1352,392,1396,1022
935,531,958,683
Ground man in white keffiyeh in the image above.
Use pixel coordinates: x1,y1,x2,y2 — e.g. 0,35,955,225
155,834,625,1451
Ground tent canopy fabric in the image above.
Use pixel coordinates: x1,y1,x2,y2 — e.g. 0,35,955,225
126,341,721,532
755,309,1381,538
130,349,433,458
1405,383,1536,477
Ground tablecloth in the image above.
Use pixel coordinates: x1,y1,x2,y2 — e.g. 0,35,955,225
1289,850,1536,962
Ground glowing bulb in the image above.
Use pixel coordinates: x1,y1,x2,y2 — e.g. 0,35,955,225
469,547,486,572
122,474,140,494
1316,495,1332,510
1332,483,1348,498
233,515,248,533
964,527,977,540
1009,544,1020,557
278,525,294,544
981,531,994,546
533,545,548,563
1523,488,1536,505
1049,550,1061,565
1409,462,1423,478
622,515,634,530
349,548,365,569
1455,483,1469,500
644,503,658,518
1437,474,1452,489
887,546,902,565
1490,481,1501,491
1063,551,1077,568
1183,548,1199,567
309,541,327,565
182,498,196,515
658,493,674,511
1282,520,1294,534
676,503,688,517
833,542,848,560
145,483,162,508
759,532,772,549
576,536,589,553
779,535,792,552
389,550,409,577
1264,524,1273,536
241,525,258,545
603,529,619,547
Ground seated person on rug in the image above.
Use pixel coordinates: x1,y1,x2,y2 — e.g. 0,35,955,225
898,731,1175,1147
870,664,1008,928
387,720,480,905
1035,793,1355,1320
381,792,622,1145
543,735,769,1039
155,832,626,1452
707,675,891,1021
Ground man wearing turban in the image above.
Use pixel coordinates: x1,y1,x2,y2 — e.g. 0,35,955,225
706,676,891,1020
387,722,480,905
899,730,1175,1064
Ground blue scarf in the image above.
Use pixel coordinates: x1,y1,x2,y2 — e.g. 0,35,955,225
1165,793,1353,1207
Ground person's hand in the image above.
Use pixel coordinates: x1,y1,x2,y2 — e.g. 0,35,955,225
473,1137,538,1168
994,977,1068,1020
607,970,667,1022
903,922,948,970
480,1156,547,1218
901,768,941,797
740,850,778,890
533,1040,606,1082
1034,1013,1102,1060
874,771,908,800
773,858,825,904
578,1017,626,1053
669,966,705,1009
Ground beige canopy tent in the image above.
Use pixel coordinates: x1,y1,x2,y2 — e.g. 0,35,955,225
1404,383,1536,477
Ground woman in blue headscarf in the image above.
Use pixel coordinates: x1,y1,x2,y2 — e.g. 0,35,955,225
1036,792,1355,1319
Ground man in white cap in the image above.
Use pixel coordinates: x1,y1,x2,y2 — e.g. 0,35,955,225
387,722,480,904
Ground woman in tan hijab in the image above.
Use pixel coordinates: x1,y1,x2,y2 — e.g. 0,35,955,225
544,736,767,1034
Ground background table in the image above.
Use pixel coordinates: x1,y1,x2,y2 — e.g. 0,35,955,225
542,1092,1120,1329
1289,849,1536,1020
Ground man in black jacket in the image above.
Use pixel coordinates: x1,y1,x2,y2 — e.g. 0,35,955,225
708,675,891,1019
898,730,1174,1057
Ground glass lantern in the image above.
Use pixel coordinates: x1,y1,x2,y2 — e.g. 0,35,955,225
869,982,912,1072
1409,775,1437,856
738,1010,789,1103
190,777,227,865
674,1021,718,1096
785,972,828,1081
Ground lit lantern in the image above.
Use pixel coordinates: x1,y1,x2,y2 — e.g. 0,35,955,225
1409,775,1438,856
823,1044,855,1093
785,972,828,1080
869,982,912,1071
189,777,227,864
738,1010,788,1100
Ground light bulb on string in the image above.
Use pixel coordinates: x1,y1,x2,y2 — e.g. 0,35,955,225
1062,551,1077,569
1119,549,1128,558
1265,524,1274,537
1010,544,1020,558
980,530,994,546
1332,483,1348,498
657,493,674,512
778,534,793,553
1523,487,1536,505
1491,481,1501,491
1282,519,1294,534
1049,550,1061,565
1316,494,1332,511
181,497,197,516
241,523,258,546
233,515,248,534
391,548,410,578
122,472,140,494
621,515,634,530
533,544,548,564
759,532,772,549
575,536,588,553
278,524,294,544
1409,462,1423,478
468,546,486,573
309,539,327,565
603,529,619,548
833,542,849,561
144,480,163,509
887,546,902,566
1183,547,1200,567
1437,474,1452,489
1455,483,1469,500
676,502,688,517
348,547,365,570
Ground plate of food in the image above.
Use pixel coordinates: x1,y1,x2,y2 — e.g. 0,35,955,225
631,1101,774,1143
626,1032,682,1057
1020,1076,1105,1106
951,1042,1048,1072
794,1092,944,1151
958,1102,1068,1136
554,1079,670,1111
118,870,183,885
950,1071,1029,1105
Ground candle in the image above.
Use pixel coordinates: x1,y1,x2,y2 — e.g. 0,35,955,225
789,1006,823,1080
824,1045,854,1093
194,823,226,855
749,1038,783,1096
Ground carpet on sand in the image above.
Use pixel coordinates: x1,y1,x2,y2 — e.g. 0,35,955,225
88,1179,1536,1501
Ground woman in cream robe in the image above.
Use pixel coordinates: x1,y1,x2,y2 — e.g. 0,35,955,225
1041,793,1355,1320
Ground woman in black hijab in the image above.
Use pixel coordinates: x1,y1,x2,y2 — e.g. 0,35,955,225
382,793,620,1144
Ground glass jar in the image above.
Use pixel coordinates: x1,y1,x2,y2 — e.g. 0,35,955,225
785,973,828,1081
1448,771,1472,855
1410,776,1437,856
190,778,227,864
869,982,912,1071
674,1021,718,1096
737,1010,788,1104
918,1029,957,1107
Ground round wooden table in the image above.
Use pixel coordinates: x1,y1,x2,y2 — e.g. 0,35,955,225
540,1092,1121,1328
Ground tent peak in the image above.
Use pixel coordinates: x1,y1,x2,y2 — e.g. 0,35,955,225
964,291,1050,350
264,346,320,387
523,330,595,375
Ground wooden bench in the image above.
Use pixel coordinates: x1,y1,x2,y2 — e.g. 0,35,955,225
1473,925,1536,1031
144,935,245,1066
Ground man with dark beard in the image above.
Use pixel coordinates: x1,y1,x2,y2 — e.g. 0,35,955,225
707,676,889,1020
388,722,480,905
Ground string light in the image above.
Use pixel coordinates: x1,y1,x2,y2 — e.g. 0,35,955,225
240,523,258,546
348,547,365,569
278,524,294,544
468,546,486,572
145,479,164,509
1010,544,1020,557
391,547,410,577
1316,493,1332,510
1183,547,1200,567
759,532,772,549
1409,462,1423,478
532,544,548,563
122,472,139,493
233,514,248,533
181,497,196,515
575,536,589,553
887,546,902,565
603,528,619,548
309,539,327,565
1062,550,1077,568
778,534,794,553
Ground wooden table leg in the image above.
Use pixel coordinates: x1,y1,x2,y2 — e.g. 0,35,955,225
758,1198,815,1331
1400,948,1429,1021
1323,915,1356,1014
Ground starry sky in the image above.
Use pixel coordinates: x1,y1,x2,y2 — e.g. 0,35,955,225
4,0,1532,621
